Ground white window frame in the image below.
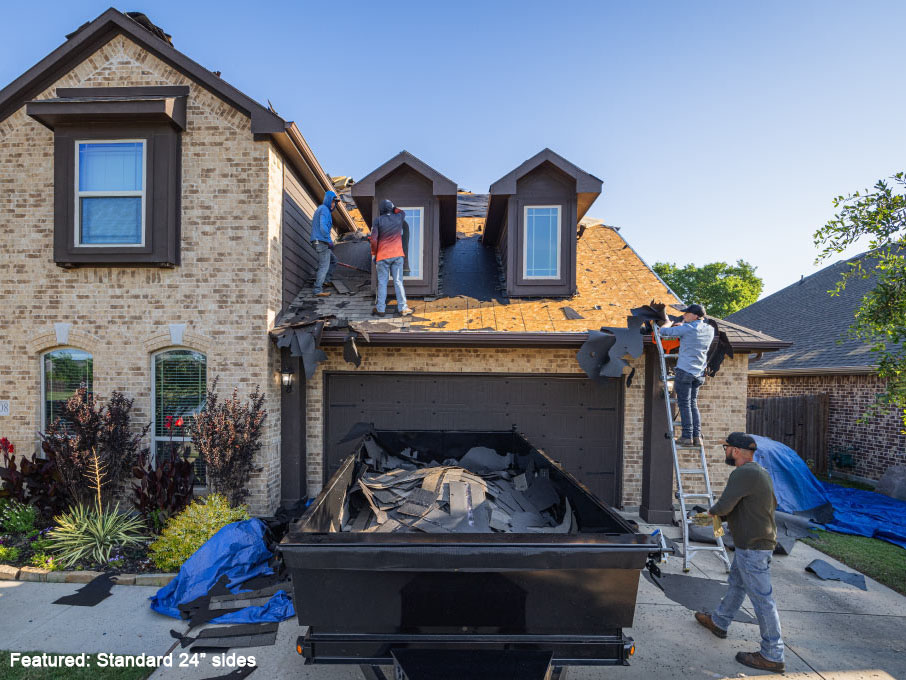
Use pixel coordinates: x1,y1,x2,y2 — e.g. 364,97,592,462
74,139,147,248
150,348,206,470
398,206,424,280
40,347,92,433
523,204,561,279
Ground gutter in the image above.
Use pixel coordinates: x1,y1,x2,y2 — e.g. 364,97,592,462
749,366,877,377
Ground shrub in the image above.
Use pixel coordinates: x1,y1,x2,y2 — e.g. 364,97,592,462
29,552,60,570
132,449,195,533
148,494,249,572
0,545,20,562
190,379,266,506
40,387,149,506
48,504,146,568
0,499,37,534
0,444,67,519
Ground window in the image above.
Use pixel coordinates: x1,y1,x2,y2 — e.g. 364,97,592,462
41,349,93,432
523,206,561,279
75,141,146,246
400,206,424,279
152,349,207,483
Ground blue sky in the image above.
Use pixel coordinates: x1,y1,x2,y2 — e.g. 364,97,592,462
2,1,904,297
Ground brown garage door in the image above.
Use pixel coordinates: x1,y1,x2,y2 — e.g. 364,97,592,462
324,373,624,506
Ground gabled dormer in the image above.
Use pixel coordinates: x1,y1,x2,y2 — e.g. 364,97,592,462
482,148,602,297
351,151,457,297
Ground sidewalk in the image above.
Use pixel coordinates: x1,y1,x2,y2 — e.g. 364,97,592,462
1,518,903,679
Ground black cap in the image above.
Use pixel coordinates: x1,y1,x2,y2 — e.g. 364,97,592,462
681,303,706,318
721,432,756,450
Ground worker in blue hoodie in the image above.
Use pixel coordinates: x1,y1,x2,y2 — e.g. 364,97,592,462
311,191,339,297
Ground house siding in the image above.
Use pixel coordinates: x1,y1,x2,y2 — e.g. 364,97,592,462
0,34,284,515
749,374,906,481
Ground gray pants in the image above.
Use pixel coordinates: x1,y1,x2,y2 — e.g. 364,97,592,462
313,241,336,294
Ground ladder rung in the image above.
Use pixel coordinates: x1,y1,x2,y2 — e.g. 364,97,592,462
681,493,712,499
687,545,728,553
675,444,700,450
663,354,679,359
679,468,706,475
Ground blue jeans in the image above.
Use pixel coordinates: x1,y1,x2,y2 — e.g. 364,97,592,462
313,241,336,294
375,256,408,313
674,368,704,439
712,548,785,663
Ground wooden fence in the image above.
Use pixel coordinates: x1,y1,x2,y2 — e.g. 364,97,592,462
746,394,829,474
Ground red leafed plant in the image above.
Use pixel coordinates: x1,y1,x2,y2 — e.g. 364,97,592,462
0,436,68,518
189,378,267,506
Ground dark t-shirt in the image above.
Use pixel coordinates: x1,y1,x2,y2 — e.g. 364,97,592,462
709,461,777,551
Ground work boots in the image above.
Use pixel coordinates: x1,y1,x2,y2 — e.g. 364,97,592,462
694,612,727,639
735,651,785,673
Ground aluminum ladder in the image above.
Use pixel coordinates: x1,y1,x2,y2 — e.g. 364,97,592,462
652,324,731,573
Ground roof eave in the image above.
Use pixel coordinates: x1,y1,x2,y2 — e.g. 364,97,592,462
749,365,875,376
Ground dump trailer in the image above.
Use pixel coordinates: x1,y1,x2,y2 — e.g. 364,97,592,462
280,429,663,679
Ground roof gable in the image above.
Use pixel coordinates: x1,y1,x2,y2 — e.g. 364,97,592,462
352,150,457,197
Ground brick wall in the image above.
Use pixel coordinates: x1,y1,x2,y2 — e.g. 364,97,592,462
749,373,906,481
0,35,288,515
302,347,748,508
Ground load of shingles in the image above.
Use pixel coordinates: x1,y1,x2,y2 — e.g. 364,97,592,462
340,437,575,534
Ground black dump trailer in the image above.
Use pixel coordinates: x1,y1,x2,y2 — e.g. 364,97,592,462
279,430,662,679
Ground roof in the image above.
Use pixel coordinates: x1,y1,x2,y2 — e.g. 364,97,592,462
274,203,786,351
483,148,603,246
0,7,355,232
726,250,893,373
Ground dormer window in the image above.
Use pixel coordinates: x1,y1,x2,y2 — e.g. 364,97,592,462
523,205,561,279
76,140,146,246
400,206,423,279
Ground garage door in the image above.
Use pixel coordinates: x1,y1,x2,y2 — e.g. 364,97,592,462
324,373,624,506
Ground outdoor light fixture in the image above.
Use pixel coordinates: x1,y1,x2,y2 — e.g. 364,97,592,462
280,366,294,393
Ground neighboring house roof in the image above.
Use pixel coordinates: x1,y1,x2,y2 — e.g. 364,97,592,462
726,250,891,374
0,7,355,232
276,205,786,351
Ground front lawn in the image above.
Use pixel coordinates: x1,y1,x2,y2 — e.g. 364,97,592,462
803,529,906,596
0,652,150,680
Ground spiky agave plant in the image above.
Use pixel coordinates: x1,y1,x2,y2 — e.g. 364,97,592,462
49,503,146,568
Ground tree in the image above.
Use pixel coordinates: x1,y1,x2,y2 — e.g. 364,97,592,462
814,172,906,431
652,260,764,318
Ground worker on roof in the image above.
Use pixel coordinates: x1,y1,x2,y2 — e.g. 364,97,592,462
696,432,784,674
311,190,339,297
370,199,411,317
659,303,714,446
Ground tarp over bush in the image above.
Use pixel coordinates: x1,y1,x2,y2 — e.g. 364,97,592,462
150,519,294,622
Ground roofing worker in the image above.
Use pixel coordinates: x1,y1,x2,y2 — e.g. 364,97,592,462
658,303,714,446
370,199,412,317
311,191,340,297
695,432,784,674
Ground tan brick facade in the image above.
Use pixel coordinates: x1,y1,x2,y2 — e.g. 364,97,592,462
0,35,289,514
302,348,748,507
749,373,906,481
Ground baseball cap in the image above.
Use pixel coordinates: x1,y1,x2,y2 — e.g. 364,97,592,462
721,432,757,450
681,303,706,317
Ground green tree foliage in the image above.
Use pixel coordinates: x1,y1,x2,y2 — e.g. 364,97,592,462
814,172,906,431
652,260,764,318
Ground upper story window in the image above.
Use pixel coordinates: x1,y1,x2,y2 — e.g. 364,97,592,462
523,205,561,279
152,349,207,483
41,348,93,432
400,206,423,279
76,141,146,247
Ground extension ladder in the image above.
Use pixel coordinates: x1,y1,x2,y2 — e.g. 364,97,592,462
652,324,731,573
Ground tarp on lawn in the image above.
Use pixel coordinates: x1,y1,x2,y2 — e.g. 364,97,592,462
752,435,834,522
819,481,906,550
150,519,295,622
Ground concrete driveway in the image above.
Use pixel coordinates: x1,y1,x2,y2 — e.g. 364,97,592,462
2,518,903,679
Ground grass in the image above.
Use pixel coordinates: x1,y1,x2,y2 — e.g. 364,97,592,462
0,652,150,680
814,472,876,492
803,529,906,596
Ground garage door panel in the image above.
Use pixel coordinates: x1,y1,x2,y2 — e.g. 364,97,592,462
324,373,623,506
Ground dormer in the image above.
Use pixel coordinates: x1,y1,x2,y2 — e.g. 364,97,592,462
482,148,602,297
351,151,457,297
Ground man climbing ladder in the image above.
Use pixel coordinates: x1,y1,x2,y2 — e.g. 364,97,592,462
658,303,713,446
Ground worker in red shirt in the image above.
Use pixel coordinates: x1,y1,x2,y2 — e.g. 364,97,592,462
370,199,411,317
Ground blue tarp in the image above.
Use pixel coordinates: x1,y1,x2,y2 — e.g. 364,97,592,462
150,519,295,621
752,435,906,550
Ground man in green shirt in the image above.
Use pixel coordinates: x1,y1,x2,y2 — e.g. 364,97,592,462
694,432,785,673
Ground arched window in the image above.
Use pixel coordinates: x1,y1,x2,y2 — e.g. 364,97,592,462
152,349,207,481
41,348,93,432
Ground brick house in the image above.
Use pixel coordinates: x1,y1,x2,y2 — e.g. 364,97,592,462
0,9,785,517
727,250,906,483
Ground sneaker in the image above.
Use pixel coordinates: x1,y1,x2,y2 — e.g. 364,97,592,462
372,307,385,317
399,307,413,317
676,437,695,447
693,436,704,446
735,651,784,673
694,612,727,639
314,291,331,297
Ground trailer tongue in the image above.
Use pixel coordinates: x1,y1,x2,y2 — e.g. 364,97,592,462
279,429,661,678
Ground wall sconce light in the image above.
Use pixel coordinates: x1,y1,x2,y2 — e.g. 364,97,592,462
280,366,294,393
